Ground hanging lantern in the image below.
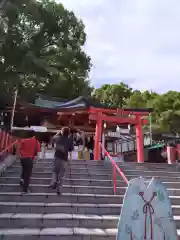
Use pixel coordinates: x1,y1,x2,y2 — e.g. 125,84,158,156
116,125,120,132
103,122,107,129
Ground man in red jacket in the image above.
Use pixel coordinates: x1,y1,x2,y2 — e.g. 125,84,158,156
18,130,40,193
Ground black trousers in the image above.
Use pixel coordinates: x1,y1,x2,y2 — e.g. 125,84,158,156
20,158,33,191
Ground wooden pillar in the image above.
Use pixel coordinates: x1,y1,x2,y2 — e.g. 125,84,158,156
135,116,144,163
94,112,102,160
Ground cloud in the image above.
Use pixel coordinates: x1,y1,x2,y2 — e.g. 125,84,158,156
58,0,180,93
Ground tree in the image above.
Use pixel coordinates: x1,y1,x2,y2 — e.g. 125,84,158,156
156,110,180,134
93,82,132,108
125,90,158,108
0,0,92,102
125,90,146,108
94,82,180,134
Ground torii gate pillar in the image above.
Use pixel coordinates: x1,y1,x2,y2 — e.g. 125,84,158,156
136,115,144,163
94,112,102,160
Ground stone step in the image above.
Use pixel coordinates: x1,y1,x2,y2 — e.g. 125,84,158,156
1,213,180,229
0,192,125,204
2,176,180,188
0,227,180,240
14,160,178,167
8,161,179,169
119,163,178,169
2,183,180,196
0,183,117,194
1,158,180,239
11,165,180,176
5,170,180,181
0,192,180,205
6,172,112,180
0,227,117,240
4,167,175,176
14,164,112,170
0,177,116,186
14,160,178,170
17,160,107,166
0,202,122,215
1,201,180,216
35,159,173,166
0,213,118,229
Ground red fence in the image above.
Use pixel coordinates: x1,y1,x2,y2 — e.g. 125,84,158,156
0,131,19,161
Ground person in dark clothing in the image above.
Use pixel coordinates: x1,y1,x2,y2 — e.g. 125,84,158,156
18,130,40,194
86,136,94,160
68,129,74,160
49,127,73,195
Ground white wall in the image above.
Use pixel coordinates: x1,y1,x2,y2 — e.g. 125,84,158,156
106,131,151,153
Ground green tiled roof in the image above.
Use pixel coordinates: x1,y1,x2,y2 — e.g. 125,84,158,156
35,99,64,108
148,143,165,150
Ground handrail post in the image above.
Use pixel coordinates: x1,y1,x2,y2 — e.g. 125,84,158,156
113,164,117,195
99,142,129,192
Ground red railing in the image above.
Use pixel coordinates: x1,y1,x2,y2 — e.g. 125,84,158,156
0,131,14,151
99,142,129,194
0,131,19,161
0,140,18,156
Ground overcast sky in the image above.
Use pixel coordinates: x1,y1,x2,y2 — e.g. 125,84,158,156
58,0,180,92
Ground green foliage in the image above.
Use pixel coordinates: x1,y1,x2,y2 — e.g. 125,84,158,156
93,82,132,108
0,0,91,101
94,84,180,134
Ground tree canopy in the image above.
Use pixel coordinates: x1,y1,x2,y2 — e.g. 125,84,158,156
93,82,132,108
93,83,180,135
0,0,92,102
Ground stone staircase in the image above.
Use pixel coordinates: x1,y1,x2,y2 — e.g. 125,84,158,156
0,157,180,239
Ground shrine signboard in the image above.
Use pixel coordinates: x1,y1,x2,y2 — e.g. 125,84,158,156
116,177,177,239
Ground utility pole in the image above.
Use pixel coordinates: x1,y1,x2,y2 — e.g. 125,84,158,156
149,113,153,145
10,89,18,131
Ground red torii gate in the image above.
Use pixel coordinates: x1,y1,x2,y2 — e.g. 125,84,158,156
88,107,151,163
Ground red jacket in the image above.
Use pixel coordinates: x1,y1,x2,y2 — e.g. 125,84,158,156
18,137,40,159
